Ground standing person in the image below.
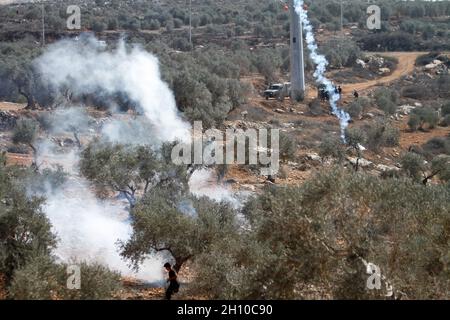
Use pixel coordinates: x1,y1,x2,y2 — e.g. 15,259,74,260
353,90,359,99
164,263,180,300
338,86,342,96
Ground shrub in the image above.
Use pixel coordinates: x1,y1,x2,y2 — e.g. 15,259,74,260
347,100,363,119
408,114,421,131
402,85,431,99
441,102,450,117
409,108,439,130
401,152,426,180
8,256,121,300
0,162,56,283
366,121,400,151
12,118,38,147
422,137,450,157
319,135,346,162
200,168,450,299
279,132,296,162
374,88,398,115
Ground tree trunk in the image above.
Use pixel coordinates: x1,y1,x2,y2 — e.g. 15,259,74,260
173,256,191,273
18,87,37,110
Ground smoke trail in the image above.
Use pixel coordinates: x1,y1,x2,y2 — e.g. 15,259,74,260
294,0,351,140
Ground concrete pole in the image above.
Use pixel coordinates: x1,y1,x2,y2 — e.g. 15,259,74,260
189,0,192,46
289,0,305,102
41,4,45,47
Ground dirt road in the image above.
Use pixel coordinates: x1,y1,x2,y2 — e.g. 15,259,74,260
345,52,424,95
307,51,426,99
0,102,25,111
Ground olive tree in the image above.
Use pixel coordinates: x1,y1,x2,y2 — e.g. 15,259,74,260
80,142,190,208
120,188,239,273
194,168,450,299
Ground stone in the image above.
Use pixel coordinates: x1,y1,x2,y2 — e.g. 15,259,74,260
348,157,373,168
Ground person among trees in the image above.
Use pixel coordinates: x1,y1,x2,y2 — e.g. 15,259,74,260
164,263,180,300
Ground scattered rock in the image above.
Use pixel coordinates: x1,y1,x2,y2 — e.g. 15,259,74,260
347,157,373,168
397,105,416,115
378,67,391,75
274,108,286,114
376,164,399,172
306,153,322,163
356,59,367,69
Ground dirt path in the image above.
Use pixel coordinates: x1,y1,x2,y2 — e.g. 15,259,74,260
0,102,25,111
344,52,424,95
307,51,425,99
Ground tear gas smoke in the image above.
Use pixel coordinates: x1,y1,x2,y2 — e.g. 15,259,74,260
35,36,190,143
294,0,351,141
34,36,242,282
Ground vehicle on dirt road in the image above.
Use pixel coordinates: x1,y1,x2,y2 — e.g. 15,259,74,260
264,83,291,100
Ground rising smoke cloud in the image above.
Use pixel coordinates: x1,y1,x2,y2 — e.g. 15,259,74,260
34,36,242,282
294,0,351,140
35,36,190,143
33,36,196,282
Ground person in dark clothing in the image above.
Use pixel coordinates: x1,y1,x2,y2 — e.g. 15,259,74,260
353,90,359,99
164,263,180,300
338,86,342,96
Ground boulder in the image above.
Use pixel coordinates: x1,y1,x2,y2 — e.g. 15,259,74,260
378,68,391,75
306,153,322,162
348,157,373,168
397,105,416,115
375,164,399,172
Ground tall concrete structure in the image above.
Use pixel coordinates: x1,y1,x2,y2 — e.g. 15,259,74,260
289,0,305,101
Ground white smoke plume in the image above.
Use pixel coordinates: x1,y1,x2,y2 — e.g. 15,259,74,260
294,0,351,140
35,36,190,143
33,36,244,283
32,36,195,282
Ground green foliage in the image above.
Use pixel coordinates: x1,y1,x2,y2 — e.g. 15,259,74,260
423,136,450,158
374,88,398,115
366,121,400,151
322,38,362,68
80,142,188,207
0,161,56,282
12,118,39,148
408,114,421,132
278,132,296,162
196,168,450,299
409,108,439,131
345,127,367,150
401,152,426,181
121,189,239,272
442,102,450,117
8,255,121,300
319,135,346,163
